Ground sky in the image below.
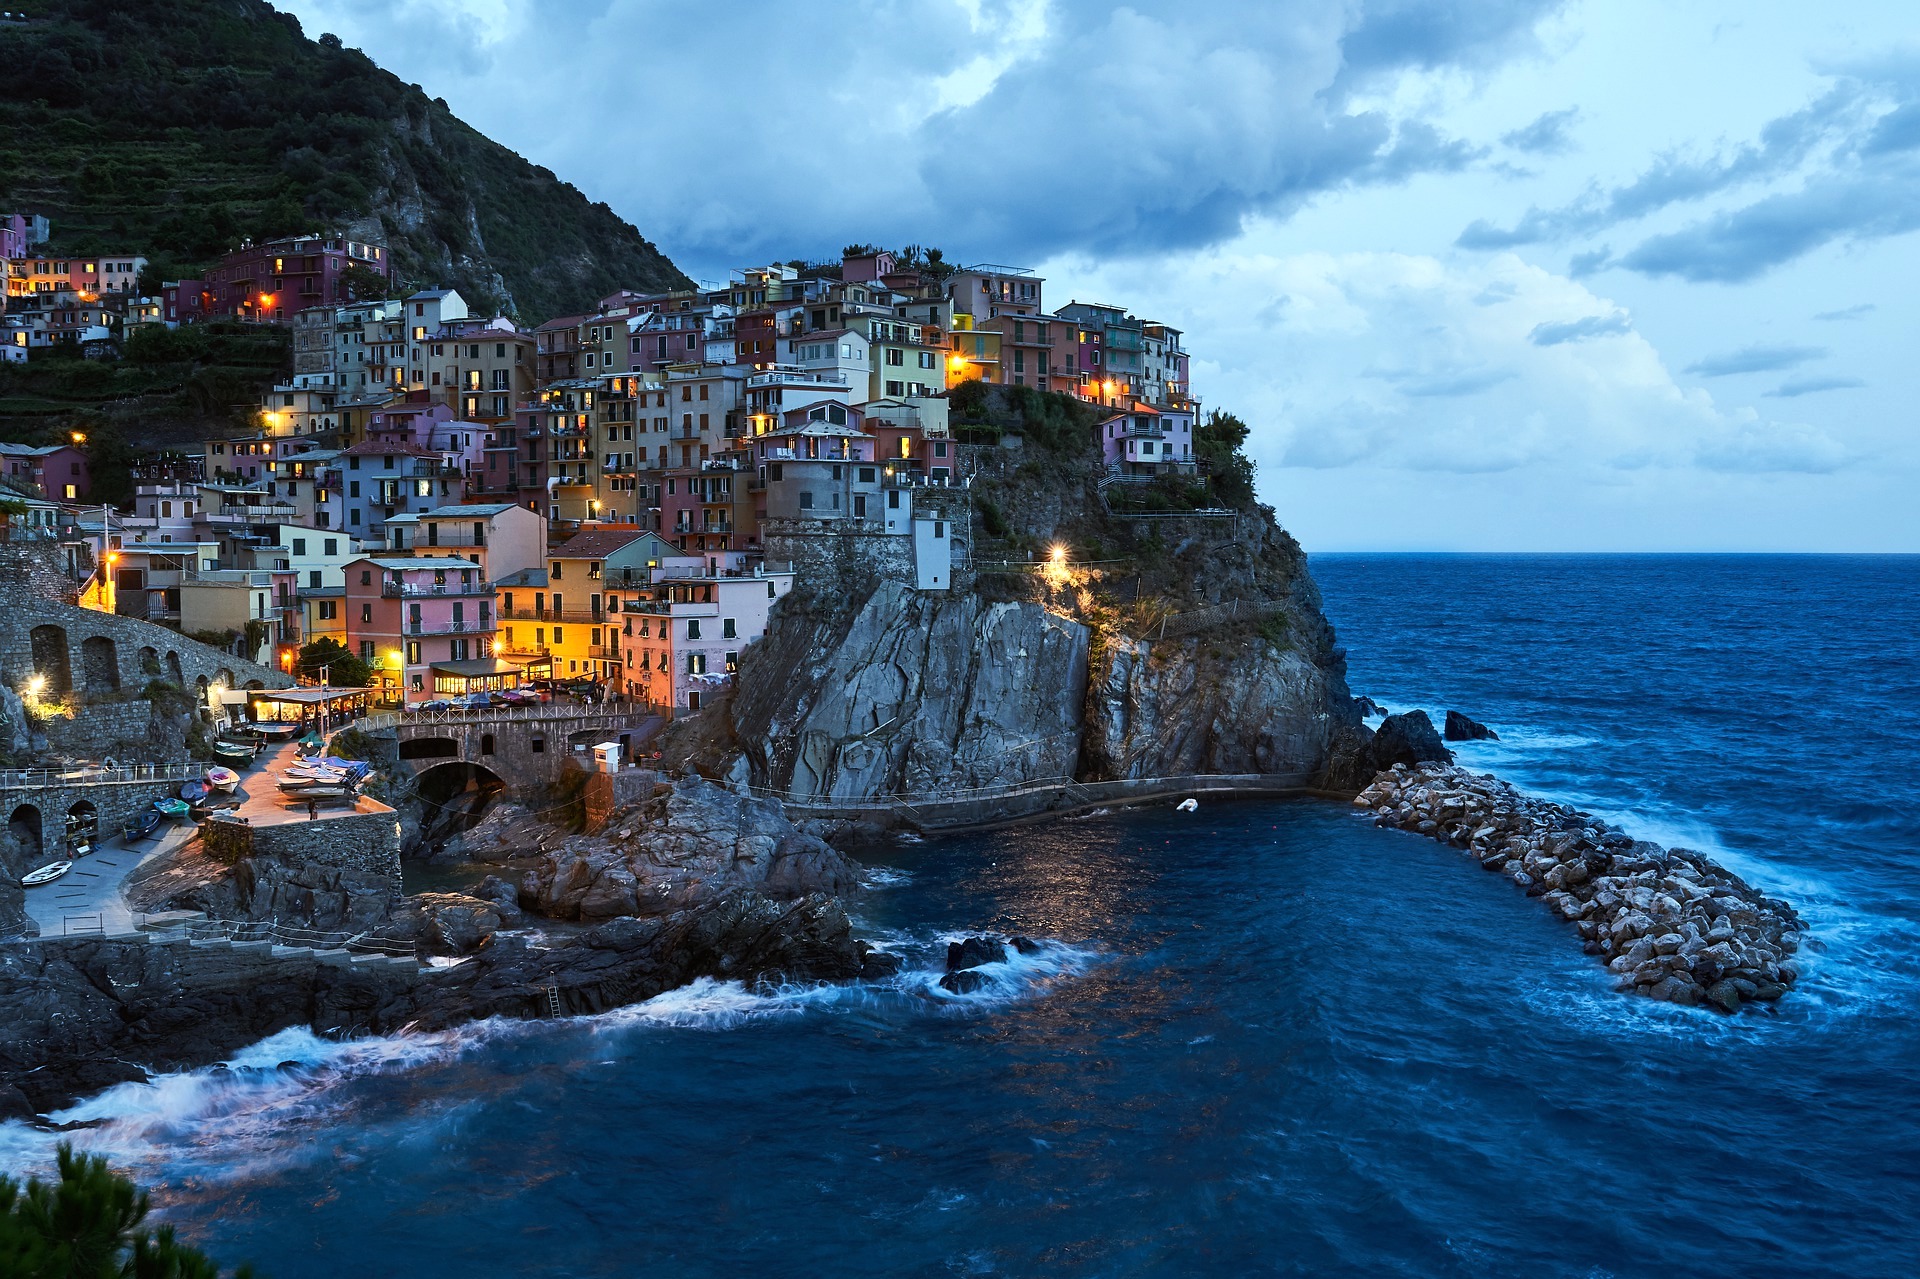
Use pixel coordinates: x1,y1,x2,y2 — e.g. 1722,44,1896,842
281,0,1918,551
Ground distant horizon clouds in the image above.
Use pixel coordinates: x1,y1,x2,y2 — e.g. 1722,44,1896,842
282,0,1919,551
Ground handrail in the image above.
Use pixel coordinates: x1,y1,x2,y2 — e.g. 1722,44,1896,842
358,705,660,732
746,769,1317,814
0,761,207,790
137,914,417,958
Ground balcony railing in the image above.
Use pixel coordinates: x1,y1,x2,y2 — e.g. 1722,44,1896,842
382,581,490,597
500,607,613,624
403,619,492,635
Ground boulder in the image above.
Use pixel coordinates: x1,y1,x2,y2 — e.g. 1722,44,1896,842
939,970,990,995
1443,711,1499,742
1368,712,1453,769
407,892,504,956
946,937,1008,972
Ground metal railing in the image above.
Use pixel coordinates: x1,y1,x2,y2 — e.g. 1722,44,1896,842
136,914,417,958
358,705,659,731
0,761,205,790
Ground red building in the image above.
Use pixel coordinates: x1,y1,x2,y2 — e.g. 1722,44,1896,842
164,233,388,323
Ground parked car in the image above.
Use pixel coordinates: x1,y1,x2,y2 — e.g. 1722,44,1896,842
416,699,453,713
456,693,493,710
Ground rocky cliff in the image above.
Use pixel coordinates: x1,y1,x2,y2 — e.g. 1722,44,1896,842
694,391,1371,802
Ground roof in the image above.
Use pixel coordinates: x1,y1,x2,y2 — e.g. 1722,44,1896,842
408,289,459,301
421,502,519,517
340,440,443,458
430,658,523,678
0,443,64,458
547,529,650,559
493,567,549,588
364,556,482,571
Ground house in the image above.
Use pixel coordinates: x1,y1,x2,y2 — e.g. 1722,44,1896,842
620,563,795,712
0,442,90,501
342,555,498,705
381,502,543,582
312,440,465,536
1097,406,1195,474
752,405,882,523
180,233,388,322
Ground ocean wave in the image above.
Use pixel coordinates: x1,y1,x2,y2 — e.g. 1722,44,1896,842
860,866,913,889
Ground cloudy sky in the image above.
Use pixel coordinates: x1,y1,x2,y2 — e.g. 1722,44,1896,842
284,0,1917,551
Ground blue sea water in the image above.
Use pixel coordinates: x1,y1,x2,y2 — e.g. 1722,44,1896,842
5,554,1919,1277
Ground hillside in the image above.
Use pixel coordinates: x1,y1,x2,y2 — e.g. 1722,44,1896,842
0,0,690,322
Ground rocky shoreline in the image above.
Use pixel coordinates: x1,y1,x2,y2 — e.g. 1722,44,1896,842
1355,762,1805,1011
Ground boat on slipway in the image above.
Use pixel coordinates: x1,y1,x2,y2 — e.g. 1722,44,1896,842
21,861,73,887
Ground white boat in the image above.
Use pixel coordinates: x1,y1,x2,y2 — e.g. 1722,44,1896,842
204,766,241,793
21,861,73,887
282,765,347,783
1176,798,1199,812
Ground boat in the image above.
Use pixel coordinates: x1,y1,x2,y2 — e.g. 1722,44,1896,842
154,798,191,820
179,781,209,805
21,861,73,887
204,766,241,793
122,808,162,844
211,741,255,766
281,784,350,801
1176,798,1199,812
253,723,301,741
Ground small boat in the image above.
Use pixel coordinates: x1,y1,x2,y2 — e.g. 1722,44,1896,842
21,861,73,887
179,781,209,805
1176,798,1198,813
204,766,241,793
122,809,162,844
211,741,254,766
154,798,191,820
281,785,350,801
253,723,301,741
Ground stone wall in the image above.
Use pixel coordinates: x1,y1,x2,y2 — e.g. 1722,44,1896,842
762,489,974,596
246,807,403,880
0,588,289,708
386,710,659,793
40,703,159,759
0,777,187,861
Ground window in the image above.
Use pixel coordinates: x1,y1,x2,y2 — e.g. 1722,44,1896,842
309,570,322,588
886,348,904,366
291,538,306,555
359,641,374,661
318,600,337,620
687,619,701,640
722,618,736,639
324,538,338,555
798,492,813,510
360,603,372,623
687,652,706,675
406,641,422,664
918,351,936,369
360,570,372,585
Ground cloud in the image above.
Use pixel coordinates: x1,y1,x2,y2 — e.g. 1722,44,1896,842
1683,344,1827,376
1813,303,1876,321
1045,249,1848,479
1528,311,1630,345
1457,65,1920,280
1765,376,1866,397
283,0,1568,270
1501,107,1580,155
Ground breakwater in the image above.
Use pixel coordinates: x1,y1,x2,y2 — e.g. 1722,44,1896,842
1355,762,1805,1011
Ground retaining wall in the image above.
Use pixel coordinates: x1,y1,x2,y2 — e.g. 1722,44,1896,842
0,588,289,705
206,807,403,880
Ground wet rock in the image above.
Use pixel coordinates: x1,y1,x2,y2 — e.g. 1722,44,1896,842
1443,711,1499,742
859,951,903,981
406,892,503,957
939,970,990,995
947,937,1008,972
1368,712,1453,769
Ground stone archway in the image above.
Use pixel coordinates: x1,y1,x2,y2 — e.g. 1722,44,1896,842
29,624,71,696
398,737,460,761
80,635,120,694
216,668,235,688
166,651,184,684
7,804,42,864
65,800,97,854
413,760,508,854
138,646,161,678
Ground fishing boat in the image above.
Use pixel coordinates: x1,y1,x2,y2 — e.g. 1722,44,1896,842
211,740,255,766
253,722,302,742
204,766,241,793
1176,798,1199,812
21,861,73,887
179,780,209,805
154,798,191,820
280,784,350,801
122,808,162,844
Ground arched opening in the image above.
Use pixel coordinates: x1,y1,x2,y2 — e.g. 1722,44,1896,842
80,635,120,694
7,804,42,865
29,624,71,697
412,760,508,860
480,733,496,756
216,667,235,688
65,800,97,855
245,678,264,690
138,646,161,678
166,651,183,684
398,737,460,761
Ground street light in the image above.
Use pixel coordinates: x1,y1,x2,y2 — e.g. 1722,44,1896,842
25,674,45,696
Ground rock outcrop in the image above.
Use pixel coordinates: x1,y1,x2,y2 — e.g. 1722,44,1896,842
1444,711,1499,742
724,580,1090,800
519,776,860,921
0,891,883,1114
1355,763,1805,1010
1366,711,1453,769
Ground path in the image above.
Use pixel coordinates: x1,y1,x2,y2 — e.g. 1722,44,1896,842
23,817,196,937
229,740,392,826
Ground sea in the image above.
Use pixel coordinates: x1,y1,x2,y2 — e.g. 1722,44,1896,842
4,554,1918,1278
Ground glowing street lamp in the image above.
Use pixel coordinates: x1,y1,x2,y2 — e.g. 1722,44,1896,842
25,674,46,696
70,431,87,445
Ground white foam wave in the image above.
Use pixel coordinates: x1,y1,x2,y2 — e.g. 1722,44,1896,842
904,935,1098,1005
861,866,913,888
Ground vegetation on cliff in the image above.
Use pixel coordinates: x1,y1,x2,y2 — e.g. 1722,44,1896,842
0,0,689,321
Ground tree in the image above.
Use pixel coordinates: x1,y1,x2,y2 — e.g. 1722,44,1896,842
1196,409,1258,508
0,1143,252,1278
338,262,388,302
296,637,369,687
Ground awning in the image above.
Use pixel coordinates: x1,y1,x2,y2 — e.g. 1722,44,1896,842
429,658,523,678
249,686,369,705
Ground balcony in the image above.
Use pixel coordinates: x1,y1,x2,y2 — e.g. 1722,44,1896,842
383,581,490,597
403,618,493,636
500,607,611,624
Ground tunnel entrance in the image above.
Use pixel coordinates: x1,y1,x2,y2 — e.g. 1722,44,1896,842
411,760,509,860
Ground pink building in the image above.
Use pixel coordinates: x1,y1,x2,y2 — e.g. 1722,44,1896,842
1097,406,1195,475
621,564,795,712
170,233,388,323
0,442,91,500
343,554,502,705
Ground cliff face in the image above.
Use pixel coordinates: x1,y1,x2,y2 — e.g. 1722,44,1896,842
729,582,1091,800
711,449,1365,803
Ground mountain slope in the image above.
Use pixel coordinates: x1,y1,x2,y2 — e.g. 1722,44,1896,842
0,0,690,321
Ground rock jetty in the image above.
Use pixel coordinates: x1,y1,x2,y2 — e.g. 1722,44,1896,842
1355,762,1805,1011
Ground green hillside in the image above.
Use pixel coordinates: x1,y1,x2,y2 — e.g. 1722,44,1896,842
0,0,691,322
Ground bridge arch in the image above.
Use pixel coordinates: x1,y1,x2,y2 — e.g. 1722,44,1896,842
138,646,161,678
7,804,41,863
64,800,97,853
414,759,509,851
81,635,120,694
